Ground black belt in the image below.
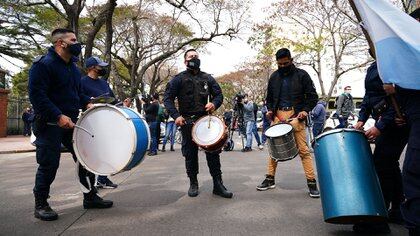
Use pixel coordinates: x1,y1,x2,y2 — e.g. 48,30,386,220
278,106,293,111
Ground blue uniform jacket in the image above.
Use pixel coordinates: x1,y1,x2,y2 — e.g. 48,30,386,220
358,62,395,131
81,75,115,99
28,47,90,122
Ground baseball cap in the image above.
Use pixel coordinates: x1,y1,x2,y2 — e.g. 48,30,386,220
85,56,108,68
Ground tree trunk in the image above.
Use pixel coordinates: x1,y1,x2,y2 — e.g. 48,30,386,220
104,0,117,78
316,51,326,96
84,0,117,60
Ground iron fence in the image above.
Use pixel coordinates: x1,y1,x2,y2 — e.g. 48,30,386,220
7,96,31,135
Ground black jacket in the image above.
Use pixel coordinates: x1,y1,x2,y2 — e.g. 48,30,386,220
144,101,159,123
266,65,318,114
163,70,223,119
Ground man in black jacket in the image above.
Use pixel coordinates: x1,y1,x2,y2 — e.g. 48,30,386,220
256,48,320,198
144,94,160,156
164,49,233,199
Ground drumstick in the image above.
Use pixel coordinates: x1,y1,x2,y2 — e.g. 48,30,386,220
207,95,211,129
47,122,94,137
93,92,110,99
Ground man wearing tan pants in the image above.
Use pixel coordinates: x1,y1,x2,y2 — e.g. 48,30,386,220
256,48,320,198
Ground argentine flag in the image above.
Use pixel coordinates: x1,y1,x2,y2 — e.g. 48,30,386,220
353,0,420,90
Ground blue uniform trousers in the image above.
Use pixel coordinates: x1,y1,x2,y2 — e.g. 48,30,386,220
33,125,96,200
401,121,420,232
373,124,408,210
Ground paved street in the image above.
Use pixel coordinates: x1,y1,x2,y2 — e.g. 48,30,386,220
0,140,407,236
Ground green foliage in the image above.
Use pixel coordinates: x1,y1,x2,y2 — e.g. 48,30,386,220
11,67,30,97
0,2,61,63
219,82,236,110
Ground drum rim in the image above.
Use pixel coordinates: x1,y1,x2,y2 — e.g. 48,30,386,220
192,115,225,146
72,104,138,175
124,108,151,170
265,123,293,138
313,128,365,142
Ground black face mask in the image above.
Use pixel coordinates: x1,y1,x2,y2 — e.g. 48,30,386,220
186,58,200,70
65,42,82,57
97,68,107,77
278,64,292,75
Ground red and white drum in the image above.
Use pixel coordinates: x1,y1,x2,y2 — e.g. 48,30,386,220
192,115,227,152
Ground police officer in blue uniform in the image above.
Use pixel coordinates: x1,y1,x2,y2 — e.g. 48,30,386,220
389,9,420,236
354,59,409,233
163,49,233,198
29,28,113,221
81,56,118,189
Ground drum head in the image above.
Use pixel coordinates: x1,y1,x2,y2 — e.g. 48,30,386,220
265,123,293,137
192,116,224,146
73,105,136,175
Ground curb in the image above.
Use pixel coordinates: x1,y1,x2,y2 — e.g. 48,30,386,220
0,149,36,154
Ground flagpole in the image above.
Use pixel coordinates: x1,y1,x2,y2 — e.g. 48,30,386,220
348,0,404,119
347,0,376,55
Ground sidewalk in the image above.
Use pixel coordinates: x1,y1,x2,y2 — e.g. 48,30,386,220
0,135,35,154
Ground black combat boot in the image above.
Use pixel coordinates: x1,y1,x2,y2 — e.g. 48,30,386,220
353,222,391,234
170,145,175,151
388,207,404,225
34,197,58,221
83,191,113,209
213,175,233,198
161,145,166,152
307,179,320,198
188,175,199,197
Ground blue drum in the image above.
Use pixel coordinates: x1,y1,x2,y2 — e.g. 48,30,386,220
312,128,387,224
73,104,150,175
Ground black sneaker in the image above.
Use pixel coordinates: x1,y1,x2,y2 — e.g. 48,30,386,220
83,194,113,209
148,152,157,156
307,179,320,198
256,175,275,191
96,178,117,189
241,147,252,152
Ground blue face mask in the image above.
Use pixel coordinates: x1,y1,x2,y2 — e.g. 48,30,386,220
66,42,82,57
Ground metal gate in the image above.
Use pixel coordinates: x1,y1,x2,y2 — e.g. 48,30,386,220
7,96,31,135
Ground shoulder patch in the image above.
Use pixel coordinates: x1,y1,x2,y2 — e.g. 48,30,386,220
33,55,45,63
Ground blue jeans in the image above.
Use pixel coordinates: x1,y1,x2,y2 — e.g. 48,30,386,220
336,116,348,128
261,121,270,144
245,121,255,148
252,122,261,145
312,123,324,137
149,121,159,153
163,121,176,146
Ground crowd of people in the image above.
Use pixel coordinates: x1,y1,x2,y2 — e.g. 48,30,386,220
24,10,419,235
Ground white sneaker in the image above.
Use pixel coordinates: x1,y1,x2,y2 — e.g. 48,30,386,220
258,145,264,150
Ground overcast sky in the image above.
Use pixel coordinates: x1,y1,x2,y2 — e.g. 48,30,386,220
1,0,367,97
